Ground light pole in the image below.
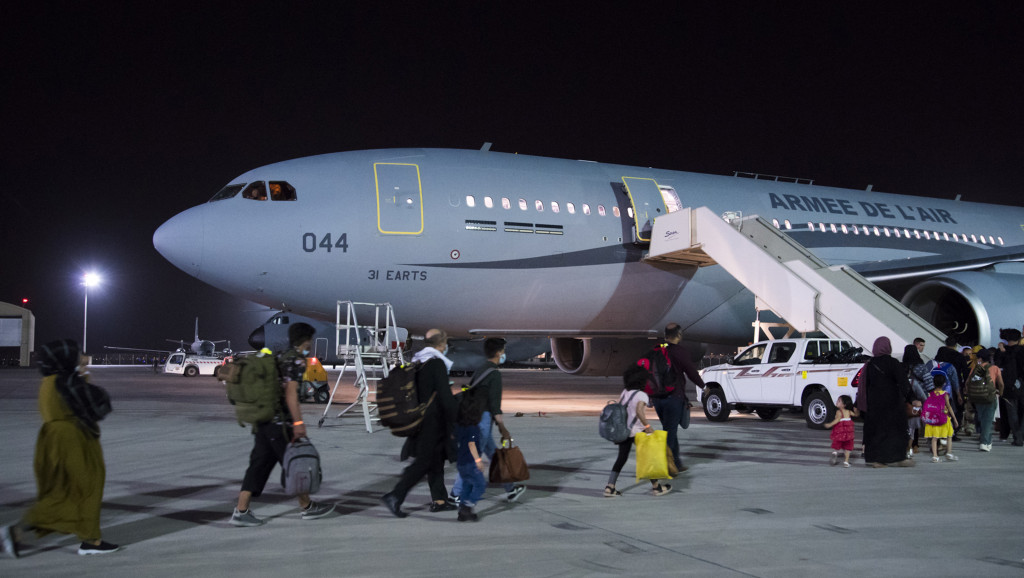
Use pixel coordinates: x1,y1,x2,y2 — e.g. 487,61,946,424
83,272,100,353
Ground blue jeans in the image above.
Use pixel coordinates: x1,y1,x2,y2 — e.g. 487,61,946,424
456,462,487,507
651,396,685,469
452,412,514,496
975,401,996,445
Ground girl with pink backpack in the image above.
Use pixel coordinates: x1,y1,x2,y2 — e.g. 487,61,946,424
922,374,959,462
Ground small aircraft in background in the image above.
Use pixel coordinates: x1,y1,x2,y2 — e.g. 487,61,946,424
105,317,233,357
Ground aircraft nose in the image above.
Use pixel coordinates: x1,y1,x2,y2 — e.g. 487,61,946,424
153,207,205,279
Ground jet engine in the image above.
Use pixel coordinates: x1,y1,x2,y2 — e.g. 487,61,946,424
550,337,656,376
901,269,1024,347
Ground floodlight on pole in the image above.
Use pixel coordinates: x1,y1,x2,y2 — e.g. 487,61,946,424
83,272,101,353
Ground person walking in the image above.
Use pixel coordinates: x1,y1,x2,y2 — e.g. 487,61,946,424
380,329,459,517
2,339,118,557
660,323,705,473
449,338,526,505
604,366,672,497
230,323,335,526
859,336,916,467
970,349,1002,451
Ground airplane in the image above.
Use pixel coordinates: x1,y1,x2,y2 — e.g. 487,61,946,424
106,317,232,358
153,147,1024,375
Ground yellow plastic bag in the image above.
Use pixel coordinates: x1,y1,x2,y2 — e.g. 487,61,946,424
635,430,670,481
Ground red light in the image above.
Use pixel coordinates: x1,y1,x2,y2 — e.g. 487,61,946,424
308,357,320,365
21,298,29,304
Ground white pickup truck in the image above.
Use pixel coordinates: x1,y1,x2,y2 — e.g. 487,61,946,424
697,338,868,428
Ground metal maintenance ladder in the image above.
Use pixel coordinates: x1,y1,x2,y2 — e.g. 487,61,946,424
317,301,405,432
644,206,948,355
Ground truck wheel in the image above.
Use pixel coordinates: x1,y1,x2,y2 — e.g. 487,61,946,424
702,388,730,422
756,408,782,421
804,392,834,429
184,365,199,377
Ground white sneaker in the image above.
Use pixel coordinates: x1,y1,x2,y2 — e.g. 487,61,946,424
980,444,992,452
945,453,958,461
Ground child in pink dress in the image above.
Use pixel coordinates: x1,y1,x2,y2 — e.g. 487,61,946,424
825,395,858,467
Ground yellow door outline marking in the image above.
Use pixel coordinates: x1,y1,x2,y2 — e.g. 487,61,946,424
374,162,425,235
622,176,666,242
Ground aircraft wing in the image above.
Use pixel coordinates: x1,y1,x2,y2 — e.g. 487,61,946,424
852,244,1024,282
104,346,175,354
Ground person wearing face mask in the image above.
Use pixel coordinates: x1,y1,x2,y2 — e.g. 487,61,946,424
447,337,526,507
230,322,335,527
381,329,460,517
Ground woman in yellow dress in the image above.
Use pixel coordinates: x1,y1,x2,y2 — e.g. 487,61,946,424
2,339,118,558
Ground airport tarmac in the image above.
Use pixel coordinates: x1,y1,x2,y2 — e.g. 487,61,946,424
1,366,1022,577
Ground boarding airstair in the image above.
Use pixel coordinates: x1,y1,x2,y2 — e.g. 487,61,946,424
318,301,405,432
644,206,947,355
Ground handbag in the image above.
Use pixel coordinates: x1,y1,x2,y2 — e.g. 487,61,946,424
489,441,530,483
666,443,678,477
635,430,670,481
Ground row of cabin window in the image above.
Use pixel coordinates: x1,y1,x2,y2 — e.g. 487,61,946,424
464,195,628,218
770,218,1005,246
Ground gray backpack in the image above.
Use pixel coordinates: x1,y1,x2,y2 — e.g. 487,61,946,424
599,391,639,443
281,438,322,496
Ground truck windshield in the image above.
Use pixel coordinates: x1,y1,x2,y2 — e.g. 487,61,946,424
734,344,766,365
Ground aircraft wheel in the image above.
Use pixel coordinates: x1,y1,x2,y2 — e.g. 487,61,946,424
702,387,730,422
756,407,782,421
804,392,834,429
184,365,199,377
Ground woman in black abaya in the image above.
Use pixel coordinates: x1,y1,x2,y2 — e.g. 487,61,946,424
861,336,916,467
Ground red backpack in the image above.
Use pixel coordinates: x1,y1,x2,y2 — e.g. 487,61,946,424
921,391,948,426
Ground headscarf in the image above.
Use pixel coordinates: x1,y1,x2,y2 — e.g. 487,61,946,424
902,343,924,366
872,336,892,357
412,346,454,373
38,339,111,437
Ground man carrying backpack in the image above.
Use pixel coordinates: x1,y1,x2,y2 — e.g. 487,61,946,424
380,329,459,518
448,338,526,506
230,322,335,526
658,323,706,473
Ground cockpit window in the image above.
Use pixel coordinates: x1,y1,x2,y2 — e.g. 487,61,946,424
209,183,245,202
242,181,267,201
269,181,297,201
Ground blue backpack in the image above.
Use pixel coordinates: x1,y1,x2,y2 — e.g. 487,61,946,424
599,391,639,443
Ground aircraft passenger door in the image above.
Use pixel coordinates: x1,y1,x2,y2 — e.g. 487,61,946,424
374,163,424,235
621,176,667,243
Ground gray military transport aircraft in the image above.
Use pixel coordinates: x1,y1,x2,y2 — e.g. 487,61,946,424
153,147,1024,375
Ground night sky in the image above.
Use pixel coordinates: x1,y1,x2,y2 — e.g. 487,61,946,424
3,3,1023,355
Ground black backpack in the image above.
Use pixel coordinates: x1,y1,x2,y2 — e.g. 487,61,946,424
377,361,436,436
637,344,678,399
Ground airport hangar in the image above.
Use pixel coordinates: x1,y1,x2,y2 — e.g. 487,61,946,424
0,301,34,367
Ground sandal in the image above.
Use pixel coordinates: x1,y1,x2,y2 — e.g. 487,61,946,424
603,485,622,498
652,483,672,496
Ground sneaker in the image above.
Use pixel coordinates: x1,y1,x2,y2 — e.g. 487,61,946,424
301,501,336,520
77,541,120,556
830,451,838,466
457,505,479,522
429,501,457,512
446,492,461,507
230,508,265,527
931,456,940,463
980,444,991,452
1,525,18,559
842,462,850,468
945,453,958,461
652,484,672,496
505,485,526,503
